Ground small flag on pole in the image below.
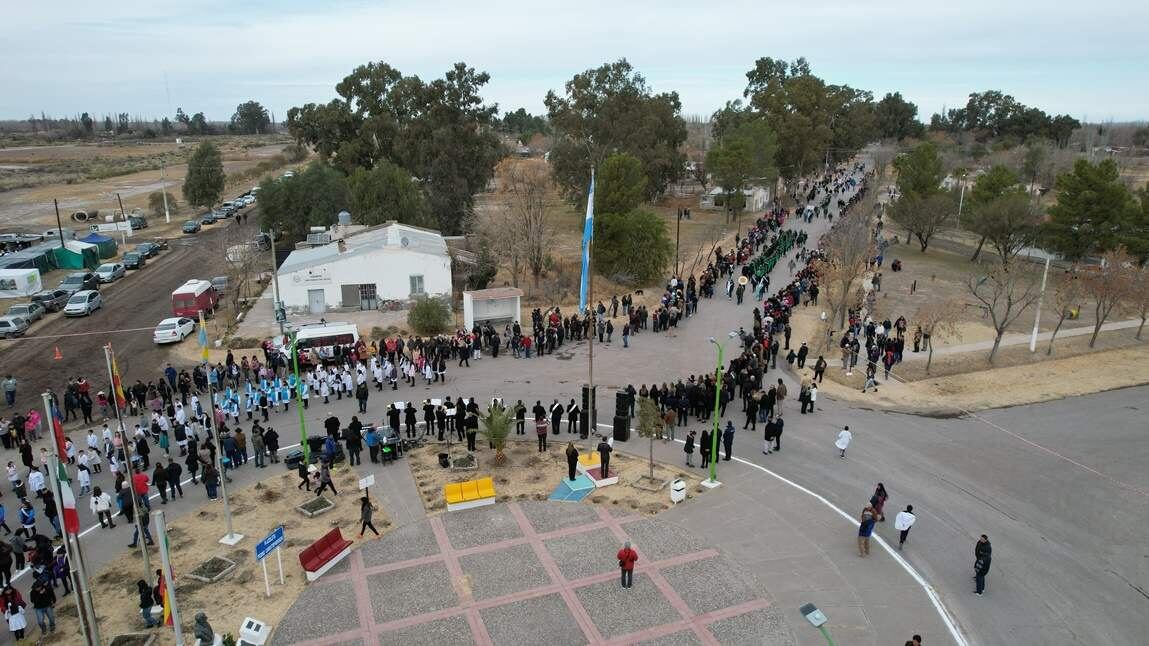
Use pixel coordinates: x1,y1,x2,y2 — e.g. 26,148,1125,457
110,345,128,409
198,311,209,361
59,478,80,535
159,546,174,626
578,169,596,314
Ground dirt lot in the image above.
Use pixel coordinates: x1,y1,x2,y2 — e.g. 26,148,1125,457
0,136,295,234
407,436,711,516
47,468,377,645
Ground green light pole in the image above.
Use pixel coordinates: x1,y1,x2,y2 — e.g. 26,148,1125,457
290,332,310,463
705,331,739,487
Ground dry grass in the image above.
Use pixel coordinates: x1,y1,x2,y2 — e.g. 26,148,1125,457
407,438,710,516
48,467,382,645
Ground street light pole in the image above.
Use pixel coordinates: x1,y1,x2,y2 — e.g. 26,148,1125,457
705,332,738,487
1029,255,1052,352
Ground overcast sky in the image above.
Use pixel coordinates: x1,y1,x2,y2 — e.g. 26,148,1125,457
4,0,1147,123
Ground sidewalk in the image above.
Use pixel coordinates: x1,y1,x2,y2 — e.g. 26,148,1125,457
899,318,1141,361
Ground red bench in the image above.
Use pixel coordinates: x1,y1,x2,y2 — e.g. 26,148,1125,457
299,528,354,582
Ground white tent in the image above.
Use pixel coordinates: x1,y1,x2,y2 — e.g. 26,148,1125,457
0,267,42,298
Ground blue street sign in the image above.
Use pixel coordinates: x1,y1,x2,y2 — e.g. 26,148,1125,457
256,526,285,561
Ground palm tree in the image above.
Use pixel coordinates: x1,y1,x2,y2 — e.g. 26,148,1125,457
479,401,512,465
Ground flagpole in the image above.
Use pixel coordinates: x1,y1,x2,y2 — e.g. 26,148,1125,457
104,344,153,586
41,392,100,646
582,167,597,441
153,510,185,645
202,312,243,545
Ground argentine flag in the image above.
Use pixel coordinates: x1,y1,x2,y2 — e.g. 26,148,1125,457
579,169,596,314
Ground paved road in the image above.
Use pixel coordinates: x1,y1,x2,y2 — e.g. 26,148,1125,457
0,215,259,401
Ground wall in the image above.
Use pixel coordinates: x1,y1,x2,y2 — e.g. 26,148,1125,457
279,249,451,311
463,294,521,329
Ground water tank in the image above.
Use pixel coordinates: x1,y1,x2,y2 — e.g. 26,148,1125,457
337,210,351,226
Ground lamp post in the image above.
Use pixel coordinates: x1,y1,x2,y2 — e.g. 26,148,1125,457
704,331,739,487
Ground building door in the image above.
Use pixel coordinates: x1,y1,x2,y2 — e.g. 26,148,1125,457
358,284,378,310
307,289,326,315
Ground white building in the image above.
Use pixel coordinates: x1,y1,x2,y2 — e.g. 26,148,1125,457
699,185,772,211
277,222,452,315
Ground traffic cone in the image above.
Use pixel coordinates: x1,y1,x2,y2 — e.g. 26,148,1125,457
54,346,63,360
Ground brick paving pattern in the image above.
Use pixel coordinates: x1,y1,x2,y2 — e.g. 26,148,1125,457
276,501,792,645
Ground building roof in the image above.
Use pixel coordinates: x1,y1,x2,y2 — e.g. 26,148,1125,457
279,222,448,275
465,287,524,301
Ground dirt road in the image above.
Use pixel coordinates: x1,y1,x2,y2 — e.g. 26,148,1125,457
0,215,261,405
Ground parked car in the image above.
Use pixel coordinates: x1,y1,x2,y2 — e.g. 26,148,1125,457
220,201,237,212
57,271,99,295
63,290,102,317
0,315,29,339
30,288,70,312
200,213,218,226
128,214,148,230
122,251,147,269
95,262,126,283
152,317,196,344
134,242,161,258
182,220,202,234
6,302,45,323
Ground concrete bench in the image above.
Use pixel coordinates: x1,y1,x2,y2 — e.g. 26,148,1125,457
444,476,496,511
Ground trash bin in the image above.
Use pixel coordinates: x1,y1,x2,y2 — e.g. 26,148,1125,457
670,478,686,504
438,453,450,469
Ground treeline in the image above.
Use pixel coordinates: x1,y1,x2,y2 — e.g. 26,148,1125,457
928,90,1079,147
4,99,282,139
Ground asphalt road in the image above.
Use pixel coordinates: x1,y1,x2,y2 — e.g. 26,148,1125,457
0,215,259,402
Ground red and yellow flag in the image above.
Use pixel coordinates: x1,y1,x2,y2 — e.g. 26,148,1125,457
110,345,127,409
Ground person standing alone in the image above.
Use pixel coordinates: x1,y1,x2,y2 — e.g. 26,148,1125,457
974,535,992,595
617,540,638,588
894,505,916,550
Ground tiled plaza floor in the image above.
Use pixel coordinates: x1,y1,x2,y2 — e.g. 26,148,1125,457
276,501,792,645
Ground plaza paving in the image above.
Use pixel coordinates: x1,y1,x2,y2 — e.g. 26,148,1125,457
275,501,790,645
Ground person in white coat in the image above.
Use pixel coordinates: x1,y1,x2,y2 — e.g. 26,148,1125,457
5,602,27,640
835,426,852,459
894,505,916,550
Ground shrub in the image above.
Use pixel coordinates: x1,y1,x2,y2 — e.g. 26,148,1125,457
147,190,178,217
406,296,452,334
593,209,673,285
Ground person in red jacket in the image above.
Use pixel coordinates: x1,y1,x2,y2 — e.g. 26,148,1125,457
616,540,638,588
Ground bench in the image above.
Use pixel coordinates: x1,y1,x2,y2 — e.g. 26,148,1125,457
298,528,353,582
444,476,496,511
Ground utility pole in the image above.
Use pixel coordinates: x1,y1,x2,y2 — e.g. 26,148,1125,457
1029,255,1052,352
160,159,171,224
270,231,284,334
53,199,66,249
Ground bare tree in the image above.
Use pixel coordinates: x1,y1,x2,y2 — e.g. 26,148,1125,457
913,298,964,374
1129,265,1149,341
1046,269,1085,355
814,209,874,333
691,162,708,192
870,144,897,186
499,158,555,289
213,225,268,315
967,266,1040,363
472,203,523,287
1081,248,1135,348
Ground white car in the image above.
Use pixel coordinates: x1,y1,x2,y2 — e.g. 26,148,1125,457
63,290,102,317
95,262,126,283
153,317,196,344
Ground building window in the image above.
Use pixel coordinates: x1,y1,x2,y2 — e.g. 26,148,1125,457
409,274,425,295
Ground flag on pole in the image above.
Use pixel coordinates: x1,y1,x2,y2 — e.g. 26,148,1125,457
50,401,67,458
578,169,596,314
59,478,80,534
198,311,210,361
110,345,128,409
159,543,174,626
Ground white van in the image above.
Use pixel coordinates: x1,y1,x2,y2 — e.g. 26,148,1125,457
276,322,359,365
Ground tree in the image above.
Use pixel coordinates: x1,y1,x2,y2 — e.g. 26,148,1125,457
499,159,555,287
913,299,963,374
1046,270,1085,355
741,57,876,182
706,120,778,223
595,153,647,216
966,192,1042,267
230,100,272,135
182,142,225,209
1044,159,1140,261
870,144,897,185
961,165,1025,262
80,112,94,135
498,108,549,140
690,162,708,191
116,113,131,135
635,396,662,480
1128,266,1149,341
593,210,673,285
874,92,923,140
406,296,452,334
889,192,953,252
1021,139,1051,188
103,115,113,132
1080,248,1134,348
257,163,351,240
287,61,503,234
188,112,210,135
814,206,873,331
1133,127,1149,148
160,117,173,136
545,59,686,205
347,161,433,228
967,267,1040,363
147,191,178,218
894,142,944,198
479,402,512,465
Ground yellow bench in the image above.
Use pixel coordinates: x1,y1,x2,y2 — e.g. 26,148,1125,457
444,476,497,511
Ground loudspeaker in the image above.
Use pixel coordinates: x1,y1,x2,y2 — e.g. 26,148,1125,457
580,385,596,438
612,415,630,442
283,449,304,470
615,391,632,417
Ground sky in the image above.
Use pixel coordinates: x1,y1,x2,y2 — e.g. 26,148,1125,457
3,0,1147,124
